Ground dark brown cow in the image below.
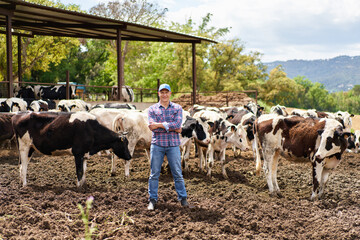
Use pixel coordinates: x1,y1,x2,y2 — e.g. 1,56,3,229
254,115,349,200
0,113,15,148
12,111,131,187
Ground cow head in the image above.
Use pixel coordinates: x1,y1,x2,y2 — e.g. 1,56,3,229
225,124,250,151
314,119,350,160
354,130,360,153
112,133,132,161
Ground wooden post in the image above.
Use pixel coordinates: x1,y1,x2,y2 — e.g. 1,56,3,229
192,43,197,105
6,15,13,97
66,70,70,99
157,78,160,102
140,89,143,102
117,29,123,101
18,35,22,86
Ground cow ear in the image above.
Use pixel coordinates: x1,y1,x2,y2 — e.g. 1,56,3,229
208,121,214,128
200,117,207,122
317,129,324,135
226,115,233,120
341,132,351,139
231,125,236,132
350,114,354,117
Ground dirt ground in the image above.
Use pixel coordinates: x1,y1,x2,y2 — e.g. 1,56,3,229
0,143,359,239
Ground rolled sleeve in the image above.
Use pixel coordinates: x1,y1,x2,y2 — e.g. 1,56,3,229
167,108,183,130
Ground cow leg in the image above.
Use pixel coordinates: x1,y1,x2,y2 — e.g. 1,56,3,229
74,154,87,187
19,143,31,187
220,149,228,179
111,154,118,176
198,144,205,172
124,160,131,177
145,148,150,163
271,150,282,197
254,136,262,176
206,144,214,177
17,133,33,187
233,145,240,158
311,159,324,200
181,140,191,172
262,148,277,196
318,157,340,198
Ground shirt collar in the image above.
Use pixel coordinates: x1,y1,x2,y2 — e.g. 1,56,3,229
157,101,173,109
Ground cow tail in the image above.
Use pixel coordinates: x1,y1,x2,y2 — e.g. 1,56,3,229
124,86,133,102
112,113,125,133
253,120,262,176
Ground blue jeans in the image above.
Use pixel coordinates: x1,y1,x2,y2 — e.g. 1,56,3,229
148,144,187,201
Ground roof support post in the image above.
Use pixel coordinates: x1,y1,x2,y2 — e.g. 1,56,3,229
192,42,197,105
6,14,13,97
18,35,22,86
66,70,70,99
116,29,123,101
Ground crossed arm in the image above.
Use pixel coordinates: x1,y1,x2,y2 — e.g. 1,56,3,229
148,108,182,133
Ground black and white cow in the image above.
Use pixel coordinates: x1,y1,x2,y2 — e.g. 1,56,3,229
14,85,35,99
90,103,136,110
57,99,91,112
180,115,211,171
12,111,131,187
28,99,56,112
254,115,350,200
111,85,135,102
270,105,288,116
37,85,77,100
0,98,28,112
244,101,264,118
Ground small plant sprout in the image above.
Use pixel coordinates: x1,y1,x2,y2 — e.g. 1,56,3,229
120,209,135,226
78,196,97,240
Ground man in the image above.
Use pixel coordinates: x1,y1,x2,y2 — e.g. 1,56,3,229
147,83,190,210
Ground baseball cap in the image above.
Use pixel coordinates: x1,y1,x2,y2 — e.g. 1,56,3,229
158,83,171,92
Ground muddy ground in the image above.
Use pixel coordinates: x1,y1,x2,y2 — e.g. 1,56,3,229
0,146,359,240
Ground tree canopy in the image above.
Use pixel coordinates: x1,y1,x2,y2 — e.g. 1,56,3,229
0,0,358,114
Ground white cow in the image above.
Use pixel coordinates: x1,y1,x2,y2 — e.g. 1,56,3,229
112,111,152,176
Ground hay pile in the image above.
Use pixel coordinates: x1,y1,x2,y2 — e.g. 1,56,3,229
172,92,255,110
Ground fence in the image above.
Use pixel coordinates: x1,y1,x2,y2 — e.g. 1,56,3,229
0,81,258,106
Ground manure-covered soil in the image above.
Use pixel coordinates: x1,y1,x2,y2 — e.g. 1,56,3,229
0,148,359,239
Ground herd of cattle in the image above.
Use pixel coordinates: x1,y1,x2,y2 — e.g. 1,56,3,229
10,84,135,103
0,97,359,201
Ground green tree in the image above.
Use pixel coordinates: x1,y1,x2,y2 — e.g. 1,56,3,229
89,0,168,87
261,65,301,106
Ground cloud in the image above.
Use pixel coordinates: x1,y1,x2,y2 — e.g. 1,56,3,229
158,0,360,61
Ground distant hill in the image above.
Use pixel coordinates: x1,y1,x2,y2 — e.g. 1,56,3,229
264,55,360,92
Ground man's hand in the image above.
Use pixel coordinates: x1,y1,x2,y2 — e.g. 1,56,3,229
173,128,182,133
148,122,164,130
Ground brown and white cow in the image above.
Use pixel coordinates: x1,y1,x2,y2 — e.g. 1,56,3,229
254,115,350,200
12,111,131,187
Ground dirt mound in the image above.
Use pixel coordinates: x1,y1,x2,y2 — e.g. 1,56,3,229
172,92,255,110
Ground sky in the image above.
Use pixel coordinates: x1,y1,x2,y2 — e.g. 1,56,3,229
60,0,360,62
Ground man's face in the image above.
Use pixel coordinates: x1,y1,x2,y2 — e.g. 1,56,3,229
158,89,171,101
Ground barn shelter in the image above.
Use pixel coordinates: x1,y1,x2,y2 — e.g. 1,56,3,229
0,0,216,103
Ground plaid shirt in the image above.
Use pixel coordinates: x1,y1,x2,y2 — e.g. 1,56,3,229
148,101,183,147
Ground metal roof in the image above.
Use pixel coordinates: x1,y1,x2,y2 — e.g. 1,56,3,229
0,0,217,43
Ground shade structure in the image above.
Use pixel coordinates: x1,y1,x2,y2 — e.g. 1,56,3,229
0,0,216,102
